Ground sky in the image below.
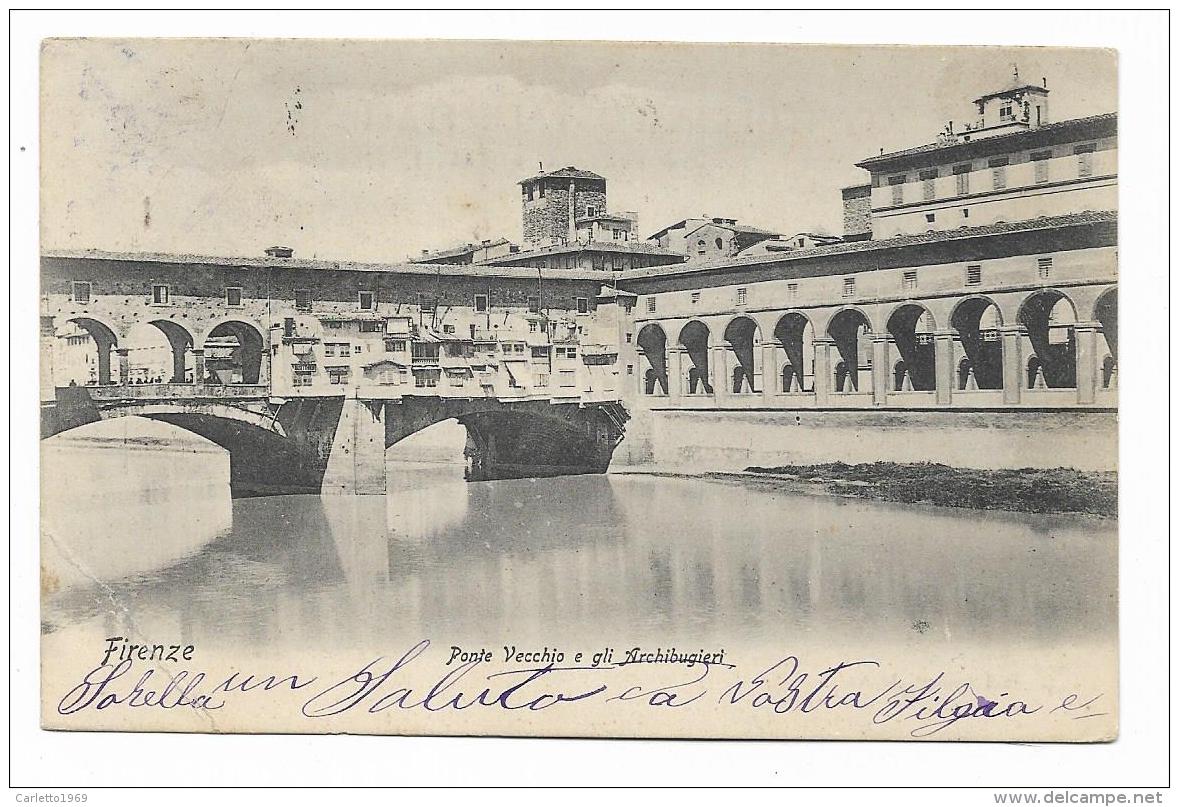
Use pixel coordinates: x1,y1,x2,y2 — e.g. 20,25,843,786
40,39,1117,262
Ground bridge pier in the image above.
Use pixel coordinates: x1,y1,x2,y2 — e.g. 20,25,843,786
322,394,387,495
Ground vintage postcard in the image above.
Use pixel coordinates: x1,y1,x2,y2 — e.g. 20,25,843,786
39,38,1118,741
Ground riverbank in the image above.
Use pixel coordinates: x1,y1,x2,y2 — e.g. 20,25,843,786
611,462,1117,517
734,462,1117,517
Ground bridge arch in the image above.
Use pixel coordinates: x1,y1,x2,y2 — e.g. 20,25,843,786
886,302,936,391
773,311,814,393
723,315,762,393
950,295,1004,391
636,323,669,395
678,320,713,395
1018,289,1078,389
201,319,267,385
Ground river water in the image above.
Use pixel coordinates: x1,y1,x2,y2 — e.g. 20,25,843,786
39,418,1118,739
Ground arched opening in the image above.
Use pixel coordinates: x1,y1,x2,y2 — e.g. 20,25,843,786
950,297,1003,390
59,317,119,386
1019,291,1078,389
204,321,265,385
636,324,669,395
149,320,196,383
774,312,814,393
678,321,713,395
886,304,935,391
121,321,196,385
827,308,872,393
1093,288,1117,389
723,315,761,393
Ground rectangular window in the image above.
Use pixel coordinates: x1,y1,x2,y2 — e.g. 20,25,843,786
690,291,700,304
787,282,799,301
538,182,545,198
358,291,374,311
1037,257,1053,278
1075,143,1096,177
327,367,350,385
902,270,918,290
324,342,351,358
71,281,91,304
953,163,971,196
586,206,596,217
528,321,539,333
283,318,295,338
152,284,170,305
999,103,1013,120
419,295,435,314
736,287,747,306
966,265,982,286
325,321,343,330
295,289,312,312
611,255,624,271
888,174,906,205
225,287,243,307
1031,149,1052,184
443,324,455,335
359,321,382,333
576,297,589,314
919,169,937,201
988,157,1009,191
292,372,314,387
559,370,576,388
474,294,488,313
527,295,540,314
842,277,856,298
925,213,936,224
384,338,407,352
646,296,656,314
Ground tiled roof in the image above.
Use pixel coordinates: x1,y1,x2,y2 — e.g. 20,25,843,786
517,166,605,184
476,239,684,263
413,238,512,262
684,220,780,238
619,210,1116,281
856,113,1117,169
40,248,609,281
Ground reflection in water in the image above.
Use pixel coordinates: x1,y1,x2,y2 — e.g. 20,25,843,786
42,442,1117,662
41,419,232,590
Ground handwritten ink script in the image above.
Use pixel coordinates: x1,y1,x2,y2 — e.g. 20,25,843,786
54,639,1107,739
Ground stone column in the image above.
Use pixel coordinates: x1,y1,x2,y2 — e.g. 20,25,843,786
710,345,727,400
1074,322,1100,405
667,348,683,398
934,331,955,406
191,349,205,385
812,338,832,407
762,341,781,404
871,336,889,406
1000,326,1024,405
115,348,131,385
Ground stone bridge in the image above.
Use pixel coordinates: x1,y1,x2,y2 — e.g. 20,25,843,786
44,383,628,496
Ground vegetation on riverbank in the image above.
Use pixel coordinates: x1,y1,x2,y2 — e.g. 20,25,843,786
738,462,1117,516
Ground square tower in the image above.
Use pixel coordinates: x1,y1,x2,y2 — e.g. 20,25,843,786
519,166,607,249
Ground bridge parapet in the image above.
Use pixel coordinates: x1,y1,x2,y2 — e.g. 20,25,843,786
85,382,270,402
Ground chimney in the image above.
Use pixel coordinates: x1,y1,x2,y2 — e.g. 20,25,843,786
264,245,294,258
